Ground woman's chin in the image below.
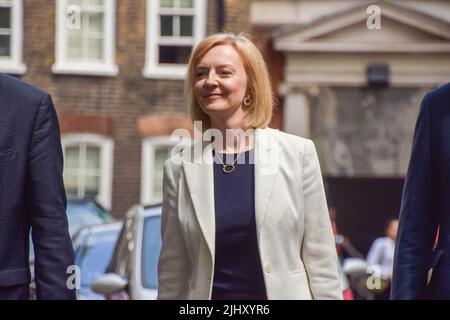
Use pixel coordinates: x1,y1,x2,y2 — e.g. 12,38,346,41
202,103,229,113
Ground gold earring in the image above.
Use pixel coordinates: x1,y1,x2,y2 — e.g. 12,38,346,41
243,95,251,106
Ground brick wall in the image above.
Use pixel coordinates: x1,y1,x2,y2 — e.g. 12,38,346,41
17,0,257,216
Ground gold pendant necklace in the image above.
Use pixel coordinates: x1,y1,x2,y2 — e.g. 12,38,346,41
215,150,243,174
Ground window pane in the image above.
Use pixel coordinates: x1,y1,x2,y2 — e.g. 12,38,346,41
87,0,104,6
65,146,81,170
67,34,83,59
68,0,83,5
180,0,193,8
158,45,191,64
0,34,10,57
87,38,103,60
69,0,103,6
160,15,173,36
65,175,79,198
0,7,11,29
160,0,173,8
85,175,99,198
180,16,193,36
88,12,103,33
86,146,100,170
152,147,170,203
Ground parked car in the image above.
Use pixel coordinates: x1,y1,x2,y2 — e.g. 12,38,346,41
28,199,115,299
92,203,351,300
67,199,114,236
91,204,162,300
72,222,122,299
30,198,113,262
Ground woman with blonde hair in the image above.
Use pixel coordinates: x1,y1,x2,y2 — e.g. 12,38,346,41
157,33,342,300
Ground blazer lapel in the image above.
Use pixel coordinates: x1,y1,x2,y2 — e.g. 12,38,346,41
254,128,279,234
181,128,280,254
182,141,215,256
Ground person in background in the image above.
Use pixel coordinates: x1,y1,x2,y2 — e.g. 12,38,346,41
329,207,364,260
366,217,399,300
367,218,399,280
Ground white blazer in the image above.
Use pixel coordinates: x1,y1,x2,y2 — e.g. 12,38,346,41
157,127,342,300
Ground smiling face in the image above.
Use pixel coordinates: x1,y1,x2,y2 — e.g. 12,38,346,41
194,44,248,122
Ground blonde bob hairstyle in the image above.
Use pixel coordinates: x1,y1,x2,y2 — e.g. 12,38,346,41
186,33,274,130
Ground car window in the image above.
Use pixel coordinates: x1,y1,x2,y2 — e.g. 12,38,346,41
67,202,105,235
29,201,110,265
75,227,120,287
141,215,162,289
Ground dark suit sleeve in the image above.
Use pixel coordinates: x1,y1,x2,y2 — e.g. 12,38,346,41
25,93,76,300
391,93,438,299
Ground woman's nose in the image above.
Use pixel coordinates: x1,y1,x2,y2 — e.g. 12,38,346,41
205,71,219,86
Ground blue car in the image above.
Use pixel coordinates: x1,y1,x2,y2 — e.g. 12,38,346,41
67,199,114,236
91,204,162,300
29,199,115,299
72,223,122,299
30,199,114,261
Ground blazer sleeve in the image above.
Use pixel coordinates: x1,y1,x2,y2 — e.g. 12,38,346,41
25,94,76,300
300,140,342,300
391,93,438,299
157,160,191,299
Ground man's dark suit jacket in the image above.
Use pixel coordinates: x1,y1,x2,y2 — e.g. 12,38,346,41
0,73,75,299
391,82,450,299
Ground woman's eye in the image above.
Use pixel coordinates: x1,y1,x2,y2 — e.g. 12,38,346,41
196,71,207,77
220,70,231,75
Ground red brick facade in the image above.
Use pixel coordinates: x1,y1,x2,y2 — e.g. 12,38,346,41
138,113,194,138
60,114,114,137
13,0,280,216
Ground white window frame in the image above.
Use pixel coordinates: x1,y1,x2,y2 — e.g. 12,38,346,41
62,133,114,210
0,0,26,74
53,0,118,76
141,136,190,204
143,0,206,80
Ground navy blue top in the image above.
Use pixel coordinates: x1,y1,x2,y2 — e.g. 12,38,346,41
211,148,267,300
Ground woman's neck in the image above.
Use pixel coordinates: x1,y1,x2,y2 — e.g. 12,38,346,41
210,117,255,154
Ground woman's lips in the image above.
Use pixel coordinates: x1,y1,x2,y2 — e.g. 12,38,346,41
204,94,223,99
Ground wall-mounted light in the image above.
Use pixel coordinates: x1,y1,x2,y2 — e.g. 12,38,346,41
366,63,390,88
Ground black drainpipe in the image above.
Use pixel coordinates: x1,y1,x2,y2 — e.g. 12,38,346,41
217,0,226,32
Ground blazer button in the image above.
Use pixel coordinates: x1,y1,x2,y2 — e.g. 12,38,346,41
264,264,271,273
